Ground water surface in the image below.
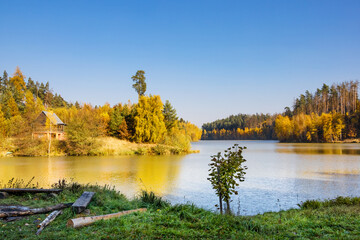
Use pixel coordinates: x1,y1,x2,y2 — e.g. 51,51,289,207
1,140,360,215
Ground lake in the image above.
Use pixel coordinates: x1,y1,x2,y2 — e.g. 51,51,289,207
1,140,360,215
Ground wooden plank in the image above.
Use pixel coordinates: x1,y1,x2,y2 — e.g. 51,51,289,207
67,208,147,228
0,203,72,218
0,188,63,194
72,192,95,214
36,210,62,235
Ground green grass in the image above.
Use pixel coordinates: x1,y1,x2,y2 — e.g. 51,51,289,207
1,180,360,239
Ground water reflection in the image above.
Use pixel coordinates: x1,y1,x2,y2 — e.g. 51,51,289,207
276,143,360,155
0,155,185,197
1,141,360,215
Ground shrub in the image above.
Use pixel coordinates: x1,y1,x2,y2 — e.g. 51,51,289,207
139,190,169,209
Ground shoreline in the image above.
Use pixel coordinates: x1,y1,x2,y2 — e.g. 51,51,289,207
1,181,359,239
0,137,200,157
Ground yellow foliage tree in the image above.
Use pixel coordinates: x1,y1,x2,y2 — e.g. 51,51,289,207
24,90,44,122
320,113,334,142
7,95,19,117
275,115,293,142
306,113,319,142
292,113,312,142
0,107,6,138
6,115,25,137
332,112,345,141
9,67,26,103
133,95,166,143
179,121,202,141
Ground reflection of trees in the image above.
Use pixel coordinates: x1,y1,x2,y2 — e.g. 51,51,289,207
275,143,360,178
0,155,185,196
0,157,52,187
136,155,183,195
276,144,360,155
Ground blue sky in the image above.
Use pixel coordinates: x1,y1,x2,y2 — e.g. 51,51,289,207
1,0,360,126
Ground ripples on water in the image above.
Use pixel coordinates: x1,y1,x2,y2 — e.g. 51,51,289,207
1,140,360,215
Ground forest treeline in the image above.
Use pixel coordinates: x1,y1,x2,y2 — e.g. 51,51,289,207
276,81,359,142
202,113,276,140
202,81,360,142
0,67,201,156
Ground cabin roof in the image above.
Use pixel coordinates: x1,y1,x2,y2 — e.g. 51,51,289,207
42,111,66,125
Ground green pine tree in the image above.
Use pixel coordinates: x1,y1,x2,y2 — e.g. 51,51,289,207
131,70,147,98
163,100,178,130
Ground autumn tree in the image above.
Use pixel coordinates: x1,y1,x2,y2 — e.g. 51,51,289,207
8,95,20,117
131,70,147,98
9,67,26,104
133,95,166,143
275,115,293,142
6,115,25,137
97,103,111,135
117,119,129,140
122,103,136,137
65,104,102,155
332,112,345,141
24,90,44,123
0,107,6,138
108,104,129,139
179,121,202,141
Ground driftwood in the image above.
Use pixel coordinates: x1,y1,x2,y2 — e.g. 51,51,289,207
0,203,72,218
0,188,63,194
72,192,95,214
36,210,62,235
67,208,147,228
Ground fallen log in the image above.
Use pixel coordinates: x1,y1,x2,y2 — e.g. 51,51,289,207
3,216,28,222
0,188,63,194
0,203,72,218
67,208,147,228
0,206,31,212
72,191,95,214
36,210,62,235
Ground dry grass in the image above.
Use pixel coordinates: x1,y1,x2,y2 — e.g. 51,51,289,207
0,136,195,157
0,137,14,157
96,137,156,155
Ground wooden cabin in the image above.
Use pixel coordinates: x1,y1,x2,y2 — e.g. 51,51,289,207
32,111,66,140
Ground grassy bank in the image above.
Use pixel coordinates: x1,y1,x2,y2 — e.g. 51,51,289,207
97,137,198,156
0,137,199,157
1,181,360,239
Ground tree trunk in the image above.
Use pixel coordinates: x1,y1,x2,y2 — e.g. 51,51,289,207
0,205,31,212
67,208,147,228
225,199,231,215
36,210,62,235
0,188,62,194
216,167,223,215
0,203,72,218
